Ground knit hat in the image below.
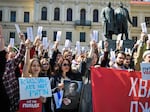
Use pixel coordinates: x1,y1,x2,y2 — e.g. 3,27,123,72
143,50,150,59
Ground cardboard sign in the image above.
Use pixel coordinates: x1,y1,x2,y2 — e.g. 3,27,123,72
19,77,52,100
140,63,150,80
141,22,147,33
15,24,21,34
27,27,34,42
91,67,150,112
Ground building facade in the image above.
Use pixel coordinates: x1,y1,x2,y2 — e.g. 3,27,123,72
0,0,149,46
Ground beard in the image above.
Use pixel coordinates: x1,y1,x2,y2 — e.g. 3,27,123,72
116,61,123,66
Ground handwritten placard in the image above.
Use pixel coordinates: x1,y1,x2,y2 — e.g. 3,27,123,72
19,77,52,100
140,63,150,80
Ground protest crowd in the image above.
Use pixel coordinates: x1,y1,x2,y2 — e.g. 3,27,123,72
0,21,150,112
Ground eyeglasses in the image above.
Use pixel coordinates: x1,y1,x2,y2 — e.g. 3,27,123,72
62,63,70,67
42,63,49,66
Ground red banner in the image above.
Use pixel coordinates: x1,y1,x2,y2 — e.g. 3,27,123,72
19,99,42,112
91,67,150,112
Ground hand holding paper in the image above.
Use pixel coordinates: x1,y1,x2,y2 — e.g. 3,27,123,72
27,27,34,42
141,22,147,33
15,24,21,34
56,31,62,42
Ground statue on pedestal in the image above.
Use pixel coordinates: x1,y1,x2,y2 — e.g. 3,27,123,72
101,2,133,40
115,2,133,40
101,2,115,39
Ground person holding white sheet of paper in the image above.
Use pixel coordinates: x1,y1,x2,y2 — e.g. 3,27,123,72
21,39,47,112
134,32,148,71
0,25,26,112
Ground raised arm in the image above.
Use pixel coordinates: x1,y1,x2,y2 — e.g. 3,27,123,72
22,39,31,77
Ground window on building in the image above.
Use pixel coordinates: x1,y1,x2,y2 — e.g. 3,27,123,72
80,32,86,42
132,16,137,27
67,8,72,21
41,7,47,20
66,32,72,41
80,9,86,24
0,10,2,21
10,32,15,38
93,9,99,22
53,31,57,41
42,31,47,37
145,17,150,27
54,8,60,21
10,11,16,22
24,12,30,22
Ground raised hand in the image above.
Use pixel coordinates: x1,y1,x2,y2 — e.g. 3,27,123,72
19,33,25,44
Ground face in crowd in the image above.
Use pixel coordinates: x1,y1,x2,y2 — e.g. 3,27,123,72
29,58,41,77
61,59,71,73
116,52,126,66
40,58,50,71
144,54,150,63
124,54,131,67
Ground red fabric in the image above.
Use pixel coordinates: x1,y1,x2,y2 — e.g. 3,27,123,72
19,99,42,112
30,46,36,59
91,67,150,112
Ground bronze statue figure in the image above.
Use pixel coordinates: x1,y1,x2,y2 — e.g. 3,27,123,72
101,2,133,40
101,2,115,39
115,2,133,40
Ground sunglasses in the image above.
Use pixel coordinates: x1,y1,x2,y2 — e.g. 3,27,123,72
42,63,49,66
62,63,70,67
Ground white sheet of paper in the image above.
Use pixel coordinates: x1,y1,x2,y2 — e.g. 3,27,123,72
102,33,106,41
98,40,103,49
15,24,21,34
92,30,99,42
141,22,147,33
76,41,81,55
148,34,150,40
27,27,34,42
56,31,62,41
110,50,116,62
65,39,71,48
117,34,122,40
53,90,63,109
120,40,123,47
42,37,48,49
10,38,15,47
37,26,43,38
